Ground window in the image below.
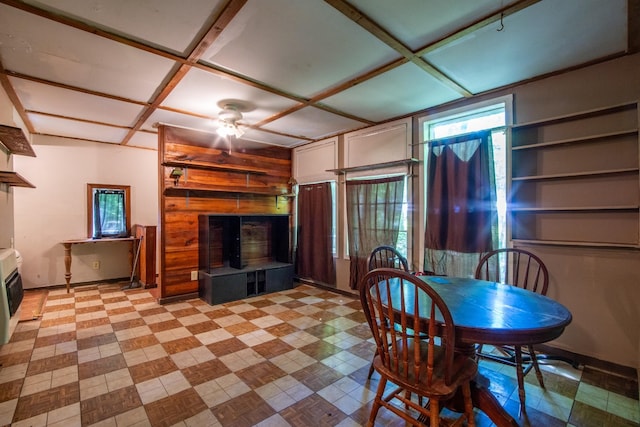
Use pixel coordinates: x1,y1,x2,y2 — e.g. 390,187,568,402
426,104,508,251
418,96,512,275
87,184,131,239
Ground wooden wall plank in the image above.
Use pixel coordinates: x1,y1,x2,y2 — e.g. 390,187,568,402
159,125,293,299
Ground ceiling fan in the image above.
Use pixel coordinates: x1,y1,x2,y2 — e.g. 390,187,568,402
215,102,247,138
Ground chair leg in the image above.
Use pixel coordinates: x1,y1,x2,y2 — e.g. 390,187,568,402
514,346,527,414
367,376,386,427
429,398,440,427
462,382,476,427
367,347,378,379
528,344,545,389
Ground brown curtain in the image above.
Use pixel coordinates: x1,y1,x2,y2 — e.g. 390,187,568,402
424,130,498,277
346,176,405,289
295,182,335,285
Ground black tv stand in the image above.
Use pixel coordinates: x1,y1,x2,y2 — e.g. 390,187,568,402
198,214,293,305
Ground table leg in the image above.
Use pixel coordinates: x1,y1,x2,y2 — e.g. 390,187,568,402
471,375,519,427
449,344,519,426
63,243,72,293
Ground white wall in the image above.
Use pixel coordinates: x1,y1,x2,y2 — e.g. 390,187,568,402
13,135,157,288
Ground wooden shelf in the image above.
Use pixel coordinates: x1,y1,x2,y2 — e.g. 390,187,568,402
512,168,639,181
509,101,639,248
511,102,638,129
0,125,36,157
512,129,638,151
162,160,267,175
511,205,639,213
327,158,419,174
512,239,640,250
0,171,35,188
164,186,289,197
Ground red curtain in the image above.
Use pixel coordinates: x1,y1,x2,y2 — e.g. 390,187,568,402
424,130,498,276
295,182,335,285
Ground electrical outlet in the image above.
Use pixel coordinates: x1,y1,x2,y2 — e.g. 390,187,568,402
92,261,100,270
191,270,199,280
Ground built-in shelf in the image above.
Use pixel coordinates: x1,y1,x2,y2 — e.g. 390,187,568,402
511,205,639,213
162,160,267,175
512,129,638,151
164,186,290,197
327,158,419,174
512,168,639,181
511,102,638,129
0,171,35,188
0,125,36,157
509,101,639,248
512,239,640,250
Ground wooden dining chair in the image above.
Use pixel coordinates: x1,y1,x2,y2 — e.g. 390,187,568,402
367,245,409,271
365,245,410,379
360,268,477,427
474,247,548,412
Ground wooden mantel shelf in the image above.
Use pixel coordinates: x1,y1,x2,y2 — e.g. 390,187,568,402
162,160,267,175
327,158,420,174
0,171,35,188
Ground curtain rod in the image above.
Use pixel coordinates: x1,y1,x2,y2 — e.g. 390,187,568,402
411,125,507,146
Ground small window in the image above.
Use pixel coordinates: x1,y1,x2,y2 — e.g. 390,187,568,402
87,184,131,239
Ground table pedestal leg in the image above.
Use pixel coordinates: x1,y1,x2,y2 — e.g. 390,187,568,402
448,344,519,427
470,375,519,427
63,243,72,293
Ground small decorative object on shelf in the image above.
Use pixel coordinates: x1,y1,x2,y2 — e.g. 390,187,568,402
169,167,183,185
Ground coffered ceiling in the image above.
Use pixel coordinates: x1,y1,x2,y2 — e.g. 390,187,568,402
0,0,633,150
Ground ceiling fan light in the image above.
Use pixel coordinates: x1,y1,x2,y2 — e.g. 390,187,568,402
216,119,242,137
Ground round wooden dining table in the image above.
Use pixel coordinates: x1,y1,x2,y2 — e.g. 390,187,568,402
377,275,573,426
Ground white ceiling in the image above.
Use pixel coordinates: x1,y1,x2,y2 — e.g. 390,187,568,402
0,0,631,150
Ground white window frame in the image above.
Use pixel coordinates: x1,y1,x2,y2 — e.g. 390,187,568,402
416,95,513,273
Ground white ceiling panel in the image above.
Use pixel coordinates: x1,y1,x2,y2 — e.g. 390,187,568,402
425,0,628,93
0,4,175,101
28,113,129,143
141,109,217,133
349,0,520,51
10,77,144,127
262,106,366,140
127,131,158,150
200,0,400,97
322,62,463,122
240,129,309,148
161,68,299,123
0,1,632,150
21,0,225,55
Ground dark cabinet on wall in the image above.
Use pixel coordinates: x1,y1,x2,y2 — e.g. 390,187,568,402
198,214,294,305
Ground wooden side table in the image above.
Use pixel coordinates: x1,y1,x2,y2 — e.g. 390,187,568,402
61,237,138,293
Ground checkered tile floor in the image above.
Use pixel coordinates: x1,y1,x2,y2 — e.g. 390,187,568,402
0,282,638,426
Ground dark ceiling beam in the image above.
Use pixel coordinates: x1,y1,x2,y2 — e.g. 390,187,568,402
119,0,248,145
4,71,149,107
325,0,472,97
0,59,35,134
0,0,181,63
415,0,543,56
0,0,371,141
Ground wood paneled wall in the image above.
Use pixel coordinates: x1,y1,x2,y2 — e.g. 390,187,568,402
158,125,293,301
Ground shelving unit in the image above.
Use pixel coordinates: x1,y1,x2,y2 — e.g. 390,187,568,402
509,102,639,248
0,125,36,188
